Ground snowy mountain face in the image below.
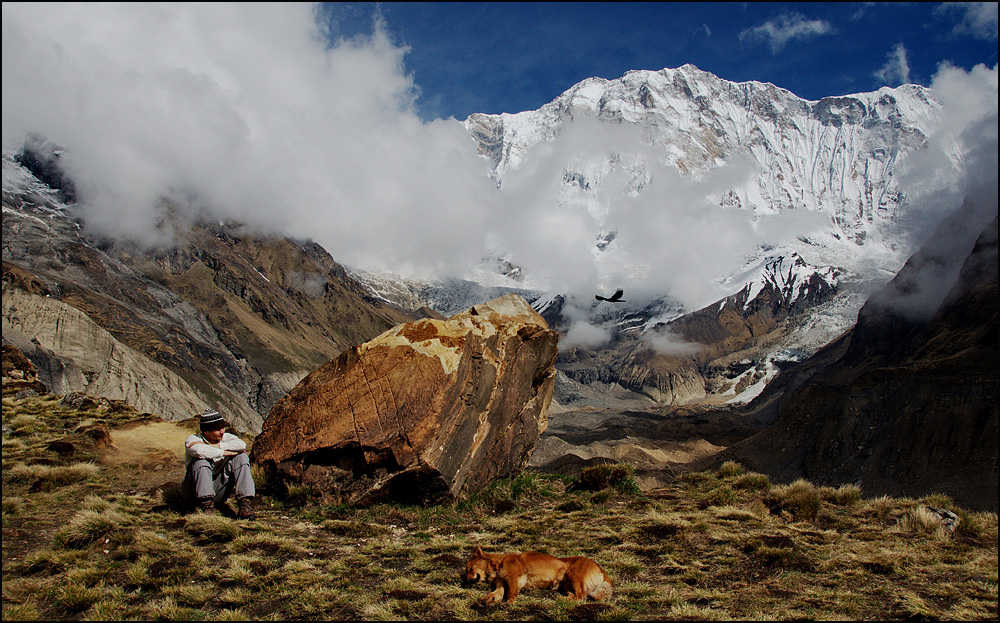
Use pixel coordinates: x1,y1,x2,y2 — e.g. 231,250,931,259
467,64,937,246
454,64,946,404
464,65,940,307
345,265,539,318
725,251,842,315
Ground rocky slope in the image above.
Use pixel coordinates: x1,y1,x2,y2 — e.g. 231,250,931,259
714,183,998,511
3,149,413,434
554,249,849,406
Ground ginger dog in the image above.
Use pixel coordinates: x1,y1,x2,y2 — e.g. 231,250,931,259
464,546,613,605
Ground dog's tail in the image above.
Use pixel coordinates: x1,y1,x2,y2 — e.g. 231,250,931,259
587,570,613,601
590,580,613,601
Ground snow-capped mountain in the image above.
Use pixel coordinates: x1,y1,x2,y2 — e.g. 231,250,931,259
467,64,937,245
724,251,841,315
460,65,941,306
453,64,945,404
4,63,962,410
345,265,538,318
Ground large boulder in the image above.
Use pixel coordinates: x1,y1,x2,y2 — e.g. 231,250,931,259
250,294,559,506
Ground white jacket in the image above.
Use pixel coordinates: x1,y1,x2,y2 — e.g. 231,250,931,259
184,432,247,473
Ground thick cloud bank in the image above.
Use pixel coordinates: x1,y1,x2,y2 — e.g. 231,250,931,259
884,62,998,321
2,3,496,276
2,4,996,318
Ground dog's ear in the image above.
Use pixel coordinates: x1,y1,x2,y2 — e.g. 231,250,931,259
473,546,484,557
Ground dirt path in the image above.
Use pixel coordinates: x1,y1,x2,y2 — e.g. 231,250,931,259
102,420,193,491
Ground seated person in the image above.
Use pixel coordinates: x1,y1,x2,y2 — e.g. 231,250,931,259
181,408,256,520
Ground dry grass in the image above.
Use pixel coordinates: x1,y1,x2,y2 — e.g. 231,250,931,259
6,462,101,490
3,392,998,621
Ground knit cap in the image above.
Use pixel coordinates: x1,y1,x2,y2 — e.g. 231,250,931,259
199,408,226,432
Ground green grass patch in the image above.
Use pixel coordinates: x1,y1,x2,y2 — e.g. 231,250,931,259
6,462,101,490
54,509,133,548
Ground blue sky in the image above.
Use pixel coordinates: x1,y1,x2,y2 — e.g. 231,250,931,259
320,2,999,120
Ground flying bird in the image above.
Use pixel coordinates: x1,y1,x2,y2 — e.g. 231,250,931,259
595,289,625,303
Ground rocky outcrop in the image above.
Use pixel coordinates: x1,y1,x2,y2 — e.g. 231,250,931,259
250,294,559,506
3,151,414,433
2,286,223,423
14,133,77,203
2,342,48,400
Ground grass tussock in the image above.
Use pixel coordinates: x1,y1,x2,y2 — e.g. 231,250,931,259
576,462,642,495
897,506,953,541
2,391,998,621
6,462,101,490
54,509,133,548
764,478,822,521
184,513,242,542
2,495,28,517
716,460,746,479
731,472,771,491
822,482,863,506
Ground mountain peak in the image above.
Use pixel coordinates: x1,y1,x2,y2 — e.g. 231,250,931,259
465,63,938,251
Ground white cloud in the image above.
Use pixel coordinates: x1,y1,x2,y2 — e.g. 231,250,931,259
561,320,612,349
739,12,834,54
489,115,820,311
895,62,998,223
888,62,998,319
874,43,912,86
1,2,498,274
937,2,999,41
642,328,702,356
556,299,613,349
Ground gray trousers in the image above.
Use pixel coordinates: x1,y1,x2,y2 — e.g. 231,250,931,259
181,453,256,505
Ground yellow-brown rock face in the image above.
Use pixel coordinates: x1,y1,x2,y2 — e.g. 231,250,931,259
250,294,558,505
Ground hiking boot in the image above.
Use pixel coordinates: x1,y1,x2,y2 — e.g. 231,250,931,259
237,496,257,521
196,497,215,515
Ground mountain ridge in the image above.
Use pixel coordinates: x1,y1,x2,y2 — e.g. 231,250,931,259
2,152,414,434
711,184,998,511
448,63,957,407
466,64,936,245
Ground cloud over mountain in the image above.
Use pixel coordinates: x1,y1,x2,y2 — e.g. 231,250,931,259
2,3,996,317
2,3,497,276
